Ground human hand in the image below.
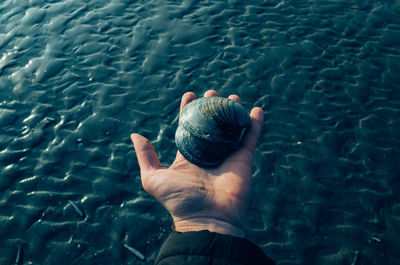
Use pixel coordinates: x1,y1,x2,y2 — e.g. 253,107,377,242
131,90,264,238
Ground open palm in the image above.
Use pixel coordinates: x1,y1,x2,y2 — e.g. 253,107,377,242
131,90,264,237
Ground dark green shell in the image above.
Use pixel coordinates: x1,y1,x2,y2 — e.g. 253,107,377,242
175,97,251,168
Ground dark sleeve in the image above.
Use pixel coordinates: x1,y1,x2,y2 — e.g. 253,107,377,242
155,230,276,265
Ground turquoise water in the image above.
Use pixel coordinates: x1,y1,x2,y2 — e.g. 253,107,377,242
1,0,400,264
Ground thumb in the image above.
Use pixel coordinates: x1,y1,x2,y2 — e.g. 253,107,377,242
130,133,162,173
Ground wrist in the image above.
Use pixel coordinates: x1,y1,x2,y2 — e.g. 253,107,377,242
173,217,245,238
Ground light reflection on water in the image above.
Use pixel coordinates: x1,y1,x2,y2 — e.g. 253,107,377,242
0,0,399,264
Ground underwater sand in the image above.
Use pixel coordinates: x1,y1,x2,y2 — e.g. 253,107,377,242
1,0,400,264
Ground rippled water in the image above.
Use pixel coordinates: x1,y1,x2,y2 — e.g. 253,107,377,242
1,0,400,264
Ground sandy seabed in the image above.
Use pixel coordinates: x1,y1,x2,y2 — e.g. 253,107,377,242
1,0,400,264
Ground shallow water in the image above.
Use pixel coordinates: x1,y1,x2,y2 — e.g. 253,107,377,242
1,0,400,264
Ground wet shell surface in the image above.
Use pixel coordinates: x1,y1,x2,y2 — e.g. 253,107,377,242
175,96,251,168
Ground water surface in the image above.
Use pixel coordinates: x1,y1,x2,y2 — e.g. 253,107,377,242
1,0,399,264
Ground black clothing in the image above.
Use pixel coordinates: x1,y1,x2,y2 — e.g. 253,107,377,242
155,231,275,265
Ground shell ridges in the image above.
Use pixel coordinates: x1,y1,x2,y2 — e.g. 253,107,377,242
175,97,251,168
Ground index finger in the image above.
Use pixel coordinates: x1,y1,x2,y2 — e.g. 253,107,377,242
178,92,196,124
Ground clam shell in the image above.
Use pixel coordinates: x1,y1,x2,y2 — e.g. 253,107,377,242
175,97,251,168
